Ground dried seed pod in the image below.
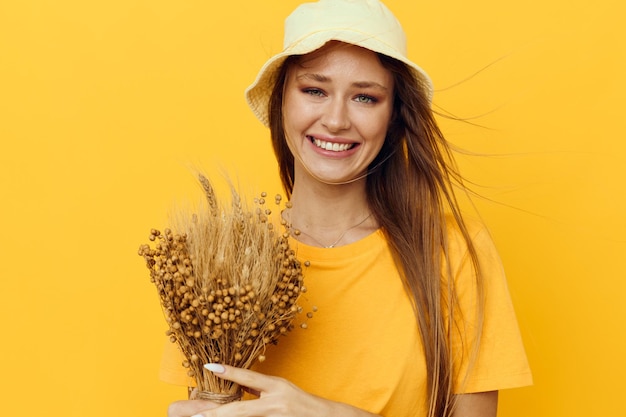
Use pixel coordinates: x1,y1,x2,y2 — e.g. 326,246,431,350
138,175,310,401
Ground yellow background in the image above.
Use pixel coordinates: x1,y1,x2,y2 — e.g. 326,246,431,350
1,0,624,415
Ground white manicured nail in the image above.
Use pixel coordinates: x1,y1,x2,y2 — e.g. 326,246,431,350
204,363,226,373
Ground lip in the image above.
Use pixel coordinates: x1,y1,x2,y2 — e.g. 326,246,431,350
306,134,360,156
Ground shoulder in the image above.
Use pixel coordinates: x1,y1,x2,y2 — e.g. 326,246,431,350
444,214,499,268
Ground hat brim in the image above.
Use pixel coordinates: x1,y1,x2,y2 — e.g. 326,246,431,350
245,30,433,127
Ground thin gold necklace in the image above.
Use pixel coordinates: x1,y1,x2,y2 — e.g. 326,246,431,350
291,213,373,248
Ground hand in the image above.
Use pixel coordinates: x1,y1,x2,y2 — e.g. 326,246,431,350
167,397,220,417
168,363,381,417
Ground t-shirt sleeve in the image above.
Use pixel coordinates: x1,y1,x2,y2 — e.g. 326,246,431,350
449,224,533,393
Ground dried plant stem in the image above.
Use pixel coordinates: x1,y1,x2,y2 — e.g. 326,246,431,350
138,174,307,400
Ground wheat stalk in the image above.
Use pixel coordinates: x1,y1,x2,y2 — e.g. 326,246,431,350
138,174,307,402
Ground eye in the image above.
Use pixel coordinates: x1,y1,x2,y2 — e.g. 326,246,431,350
303,88,325,97
354,94,377,104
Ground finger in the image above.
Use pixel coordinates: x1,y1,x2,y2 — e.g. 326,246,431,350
189,397,258,417
242,385,261,397
167,399,219,417
204,363,281,394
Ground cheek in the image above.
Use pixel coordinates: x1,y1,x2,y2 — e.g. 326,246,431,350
280,100,299,155
359,111,392,142
282,92,303,131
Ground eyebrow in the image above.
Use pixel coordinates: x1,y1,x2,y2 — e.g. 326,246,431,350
295,73,389,91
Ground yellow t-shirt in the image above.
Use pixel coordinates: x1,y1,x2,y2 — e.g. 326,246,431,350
159,220,532,416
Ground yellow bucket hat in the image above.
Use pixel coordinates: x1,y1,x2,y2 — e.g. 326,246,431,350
245,0,434,127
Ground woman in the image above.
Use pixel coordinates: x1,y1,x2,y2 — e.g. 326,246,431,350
165,1,532,416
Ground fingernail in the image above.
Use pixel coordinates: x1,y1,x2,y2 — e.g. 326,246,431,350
204,363,226,373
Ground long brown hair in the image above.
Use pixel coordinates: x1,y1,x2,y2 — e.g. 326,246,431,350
268,50,484,417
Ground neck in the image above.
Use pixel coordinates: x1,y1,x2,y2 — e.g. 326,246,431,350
285,179,376,248
290,178,368,223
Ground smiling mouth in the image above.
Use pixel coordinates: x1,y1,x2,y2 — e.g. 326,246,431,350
308,136,356,152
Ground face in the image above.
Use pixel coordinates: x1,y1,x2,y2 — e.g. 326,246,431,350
282,42,394,186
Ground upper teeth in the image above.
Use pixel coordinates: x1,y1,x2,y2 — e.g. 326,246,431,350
314,138,352,152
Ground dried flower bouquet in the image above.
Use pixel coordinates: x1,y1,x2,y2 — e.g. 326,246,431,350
138,174,306,403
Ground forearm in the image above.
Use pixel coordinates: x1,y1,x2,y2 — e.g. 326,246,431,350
452,391,498,417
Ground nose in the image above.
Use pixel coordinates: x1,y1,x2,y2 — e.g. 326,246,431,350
321,98,351,132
